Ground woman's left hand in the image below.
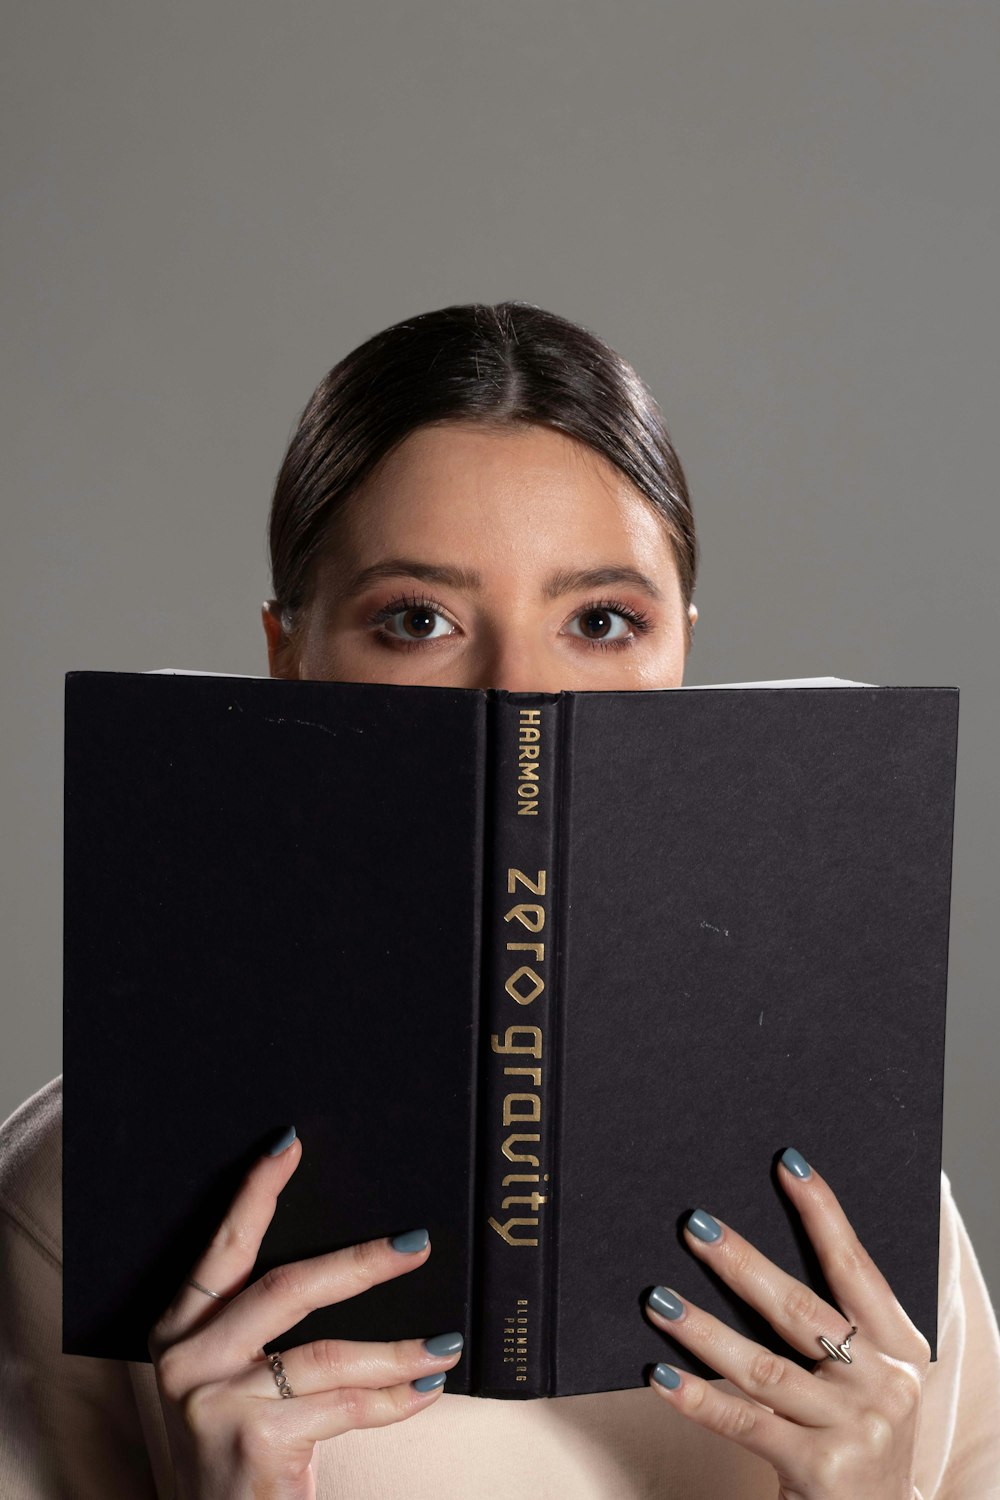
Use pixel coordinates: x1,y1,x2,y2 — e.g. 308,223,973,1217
644,1148,930,1500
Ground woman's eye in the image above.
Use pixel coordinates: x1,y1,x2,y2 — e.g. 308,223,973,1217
564,607,633,643
383,605,456,641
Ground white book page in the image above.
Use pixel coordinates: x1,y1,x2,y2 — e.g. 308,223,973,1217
678,676,876,688
146,668,268,677
146,669,876,688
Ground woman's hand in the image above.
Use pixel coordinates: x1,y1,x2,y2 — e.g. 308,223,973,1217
644,1148,930,1500
147,1128,462,1500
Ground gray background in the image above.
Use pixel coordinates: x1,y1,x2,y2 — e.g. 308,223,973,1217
3,3,997,1301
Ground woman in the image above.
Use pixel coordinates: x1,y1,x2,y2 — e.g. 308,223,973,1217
1,301,998,1498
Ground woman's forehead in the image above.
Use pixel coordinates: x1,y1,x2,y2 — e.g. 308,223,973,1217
332,422,679,573
366,419,624,495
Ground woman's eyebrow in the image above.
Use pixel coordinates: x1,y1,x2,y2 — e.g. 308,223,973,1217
345,559,481,594
345,558,664,602
542,565,665,602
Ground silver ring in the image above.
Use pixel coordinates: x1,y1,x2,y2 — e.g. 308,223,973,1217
268,1351,295,1398
819,1324,858,1364
186,1277,225,1301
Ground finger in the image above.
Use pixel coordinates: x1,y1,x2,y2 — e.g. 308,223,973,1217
258,1372,449,1445
681,1207,852,1364
645,1287,840,1425
228,1330,465,1401
151,1125,302,1350
777,1148,928,1355
648,1361,807,1472
184,1228,434,1374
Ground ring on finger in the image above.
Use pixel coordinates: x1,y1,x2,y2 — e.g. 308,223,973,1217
819,1323,859,1365
186,1277,228,1302
267,1351,296,1398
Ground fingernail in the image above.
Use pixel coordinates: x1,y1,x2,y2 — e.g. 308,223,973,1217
781,1147,812,1180
423,1331,464,1357
412,1371,447,1392
686,1208,721,1243
647,1286,684,1320
391,1228,430,1253
264,1125,297,1156
652,1362,681,1389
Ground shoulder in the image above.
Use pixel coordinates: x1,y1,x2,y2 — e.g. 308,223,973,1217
0,1074,63,1268
936,1168,999,1331
937,1168,988,1309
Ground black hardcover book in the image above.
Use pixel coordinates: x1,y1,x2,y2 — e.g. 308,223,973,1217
62,671,959,1398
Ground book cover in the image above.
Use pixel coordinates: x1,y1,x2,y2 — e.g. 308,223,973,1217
62,672,958,1398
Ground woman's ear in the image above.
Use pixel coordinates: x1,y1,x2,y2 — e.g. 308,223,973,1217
687,602,698,650
261,600,299,679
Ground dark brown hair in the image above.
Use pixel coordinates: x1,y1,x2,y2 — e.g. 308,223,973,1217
267,301,699,646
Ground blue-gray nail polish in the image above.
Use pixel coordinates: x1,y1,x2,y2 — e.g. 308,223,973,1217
423,1331,464,1357
647,1286,684,1320
652,1362,681,1389
687,1208,722,1243
412,1371,447,1392
391,1228,429,1253
265,1125,296,1156
781,1147,812,1180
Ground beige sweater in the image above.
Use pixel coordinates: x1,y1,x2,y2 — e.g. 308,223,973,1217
2,1077,999,1499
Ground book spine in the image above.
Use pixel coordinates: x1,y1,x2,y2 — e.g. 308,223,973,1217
473,692,562,1397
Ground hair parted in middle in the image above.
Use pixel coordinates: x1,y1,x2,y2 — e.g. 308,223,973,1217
267,301,698,647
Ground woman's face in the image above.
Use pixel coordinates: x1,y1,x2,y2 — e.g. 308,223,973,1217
262,421,697,693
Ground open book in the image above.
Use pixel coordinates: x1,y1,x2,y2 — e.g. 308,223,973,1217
62,671,956,1398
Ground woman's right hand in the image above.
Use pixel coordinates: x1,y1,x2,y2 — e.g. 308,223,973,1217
147,1127,462,1500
